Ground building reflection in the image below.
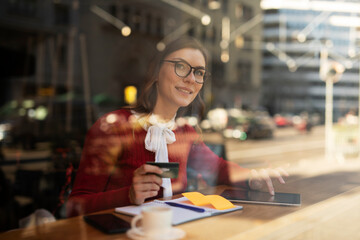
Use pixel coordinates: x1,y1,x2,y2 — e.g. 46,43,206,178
0,0,263,115
0,0,359,233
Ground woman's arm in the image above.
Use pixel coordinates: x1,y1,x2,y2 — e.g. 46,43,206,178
67,110,164,216
187,140,250,189
186,126,288,193
67,115,132,216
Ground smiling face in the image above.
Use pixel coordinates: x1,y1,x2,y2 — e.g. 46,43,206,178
154,48,206,118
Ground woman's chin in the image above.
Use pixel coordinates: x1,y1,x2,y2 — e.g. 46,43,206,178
178,100,193,108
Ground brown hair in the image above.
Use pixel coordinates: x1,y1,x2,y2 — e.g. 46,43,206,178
131,37,209,118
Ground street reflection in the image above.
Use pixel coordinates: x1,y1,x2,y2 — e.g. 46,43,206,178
0,0,359,235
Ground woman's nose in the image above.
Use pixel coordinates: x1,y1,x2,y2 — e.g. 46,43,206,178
183,70,196,83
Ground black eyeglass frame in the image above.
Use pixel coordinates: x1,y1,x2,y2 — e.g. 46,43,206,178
162,60,208,84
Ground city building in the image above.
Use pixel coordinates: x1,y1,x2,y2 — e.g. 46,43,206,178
0,0,263,118
261,0,360,121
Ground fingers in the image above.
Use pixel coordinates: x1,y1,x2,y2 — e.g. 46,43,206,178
269,168,285,184
130,164,163,205
272,167,289,184
131,181,160,200
134,164,163,176
249,169,263,190
249,167,289,195
129,186,159,205
133,164,163,186
133,173,162,187
133,182,160,192
276,167,289,177
260,169,275,195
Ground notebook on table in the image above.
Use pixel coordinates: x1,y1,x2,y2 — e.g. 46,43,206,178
115,192,243,225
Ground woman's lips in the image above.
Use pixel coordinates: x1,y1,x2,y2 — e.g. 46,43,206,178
176,86,193,94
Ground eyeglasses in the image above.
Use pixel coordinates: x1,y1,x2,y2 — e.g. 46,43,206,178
162,60,207,84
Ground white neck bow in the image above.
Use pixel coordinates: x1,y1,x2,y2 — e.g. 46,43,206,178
133,112,176,197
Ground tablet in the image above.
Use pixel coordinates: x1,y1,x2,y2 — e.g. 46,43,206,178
220,189,301,206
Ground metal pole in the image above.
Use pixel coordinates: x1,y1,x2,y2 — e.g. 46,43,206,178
358,58,360,160
320,47,334,161
35,36,45,138
36,36,45,90
66,28,75,133
325,77,334,161
79,34,92,130
66,0,79,133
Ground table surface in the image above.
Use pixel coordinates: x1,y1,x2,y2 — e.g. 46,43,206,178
2,159,360,240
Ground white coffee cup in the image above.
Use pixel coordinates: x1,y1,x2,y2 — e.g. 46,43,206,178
131,206,173,237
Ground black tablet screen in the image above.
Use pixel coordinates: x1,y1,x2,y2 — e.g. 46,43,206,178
221,189,301,206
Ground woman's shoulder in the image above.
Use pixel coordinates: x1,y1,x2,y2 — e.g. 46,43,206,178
88,108,135,134
174,121,203,143
175,120,196,132
100,108,132,119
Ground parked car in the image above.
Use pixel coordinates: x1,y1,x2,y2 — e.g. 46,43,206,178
222,108,248,140
246,114,275,139
274,113,293,127
222,109,275,140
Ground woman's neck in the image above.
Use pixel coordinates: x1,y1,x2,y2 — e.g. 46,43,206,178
152,104,178,122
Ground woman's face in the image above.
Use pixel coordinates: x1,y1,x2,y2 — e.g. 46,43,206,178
156,48,205,114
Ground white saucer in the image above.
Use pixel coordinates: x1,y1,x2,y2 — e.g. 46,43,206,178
127,227,186,240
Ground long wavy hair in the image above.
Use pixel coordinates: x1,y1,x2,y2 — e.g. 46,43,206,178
131,37,209,118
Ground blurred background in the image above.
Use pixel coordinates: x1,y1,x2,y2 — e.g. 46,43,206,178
0,0,359,232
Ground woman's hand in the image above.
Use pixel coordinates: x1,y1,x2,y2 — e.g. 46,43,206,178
129,164,163,205
248,167,289,195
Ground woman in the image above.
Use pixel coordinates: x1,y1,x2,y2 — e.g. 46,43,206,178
67,37,287,217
